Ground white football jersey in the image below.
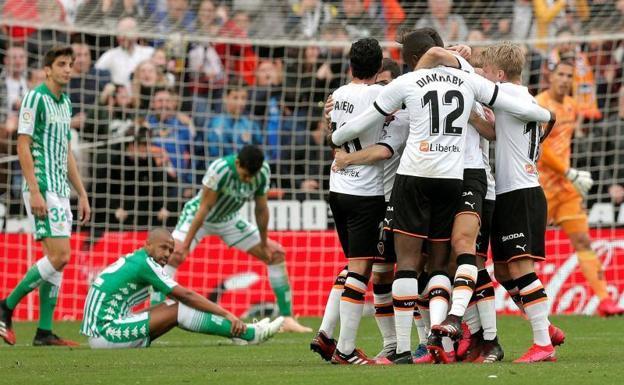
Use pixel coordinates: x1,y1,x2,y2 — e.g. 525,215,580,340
465,103,487,169
493,82,542,194
329,83,385,196
481,137,496,200
378,109,409,201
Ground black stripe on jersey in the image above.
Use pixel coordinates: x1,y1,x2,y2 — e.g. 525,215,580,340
376,142,395,156
374,101,390,116
487,84,499,107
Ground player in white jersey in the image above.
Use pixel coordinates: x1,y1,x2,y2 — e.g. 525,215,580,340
324,38,388,365
329,31,553,364
479,43,562,363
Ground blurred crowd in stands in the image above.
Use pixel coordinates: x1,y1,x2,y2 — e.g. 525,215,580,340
2,0,624,231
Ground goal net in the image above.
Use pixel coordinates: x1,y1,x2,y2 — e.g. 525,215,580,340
0,0,623,321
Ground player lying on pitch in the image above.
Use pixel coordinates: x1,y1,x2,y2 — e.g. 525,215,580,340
80,228,283,349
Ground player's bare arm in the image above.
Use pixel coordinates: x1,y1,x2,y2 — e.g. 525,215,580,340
469,107,496,140
254,194,270,254
17,134,46,217
180,187,218,255
170,285,246,336
67,143,90,225
416,46,467,70
332,145,392,171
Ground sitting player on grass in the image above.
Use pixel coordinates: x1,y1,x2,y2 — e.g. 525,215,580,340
80,228,283,349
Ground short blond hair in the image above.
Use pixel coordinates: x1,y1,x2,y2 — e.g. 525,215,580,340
481,42,525,81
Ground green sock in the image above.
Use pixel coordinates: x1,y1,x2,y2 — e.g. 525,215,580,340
6,264,44,310
38,281,59,331
178,305,255,341
268,263,292,317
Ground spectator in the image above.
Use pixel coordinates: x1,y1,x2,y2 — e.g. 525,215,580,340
511,0,534,40
415,0,468,43
605,88,624,205
337,0,384,40
545,28,602,120
466,29,487,60
250,60,284,162
1,0,38,42
151,48,176,87
93,126,177,231
285,0,337,39
132,59,169,111
154,0,196,34
146,88,193,188
69,41,112,117
199,82,262,160
76,0,145,29
586,27,622,112
83,84,136,141
319,23,349,83
95,17,155,89
0,45,28,115
214,10,258,85
194,0,222,37
532,0,589,54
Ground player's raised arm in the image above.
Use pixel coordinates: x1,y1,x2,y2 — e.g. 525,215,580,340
330,77,406,146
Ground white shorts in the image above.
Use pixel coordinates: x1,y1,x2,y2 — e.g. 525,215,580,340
23,191,72,240
173,215,261,252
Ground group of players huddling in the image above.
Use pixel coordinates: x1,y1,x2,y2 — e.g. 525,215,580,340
310,27,623,365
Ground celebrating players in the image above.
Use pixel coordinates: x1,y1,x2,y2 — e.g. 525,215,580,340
81,228,283,349
0,46,91,346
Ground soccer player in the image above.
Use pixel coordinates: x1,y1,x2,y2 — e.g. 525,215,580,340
329,31,553,364
535,60,624,317
81,228,283,348
159,145,311,333
0,46,91,346
324,37,387,365
480,42,560,363
311,58,410,363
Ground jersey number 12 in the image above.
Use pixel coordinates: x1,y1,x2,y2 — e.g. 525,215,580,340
422,90,465,136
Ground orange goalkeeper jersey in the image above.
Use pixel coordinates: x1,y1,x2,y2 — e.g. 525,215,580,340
535,91,579,197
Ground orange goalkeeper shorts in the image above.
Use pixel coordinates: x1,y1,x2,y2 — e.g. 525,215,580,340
546,188,589,234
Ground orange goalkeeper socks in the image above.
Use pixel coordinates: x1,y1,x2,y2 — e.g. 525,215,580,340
577,250,608,300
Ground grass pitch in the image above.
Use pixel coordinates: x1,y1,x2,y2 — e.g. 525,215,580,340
1,315,622,385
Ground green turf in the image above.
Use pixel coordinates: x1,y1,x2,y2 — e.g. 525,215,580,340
1,315,622,385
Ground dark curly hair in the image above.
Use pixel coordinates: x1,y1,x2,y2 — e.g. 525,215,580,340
349,38,383,80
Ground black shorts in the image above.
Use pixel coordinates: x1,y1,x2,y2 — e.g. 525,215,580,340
329,191,386,259
456,168,487,221
390,175,463,241
377,203,396,263
476,199,495,259
491,187,547,263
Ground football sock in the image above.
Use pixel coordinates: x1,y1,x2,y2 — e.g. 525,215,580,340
413,308,428,345
449,254,478,317
464,302,481,335
373,282,396,347
177,302,255,341
577,250,608,300
428,272,451,327
38,272,62,331
416,272,431,334
516,272,551,346
267,262,293,317
319,266,347,338
475,269,497,340
392,270,418,354
500,279,524,313
6,257,57,310
337,272,369,354
442,337,454,353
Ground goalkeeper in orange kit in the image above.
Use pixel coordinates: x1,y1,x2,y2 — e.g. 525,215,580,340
536,59,624,316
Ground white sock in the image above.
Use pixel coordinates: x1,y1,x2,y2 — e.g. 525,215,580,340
464,303,482,335
336,272,368,354
442,337,454,353
373,284,395,347
427,273,451,326
517,273,551,346
413,309,428,345
392,271,418,354
475,269,497,340
37,256,61,285
319,267,347,338
417,298,431,336
449,257,478,317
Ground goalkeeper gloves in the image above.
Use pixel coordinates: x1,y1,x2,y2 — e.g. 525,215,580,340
565,168,594,197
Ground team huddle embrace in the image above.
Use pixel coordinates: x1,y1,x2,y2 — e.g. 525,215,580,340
310,27,602,365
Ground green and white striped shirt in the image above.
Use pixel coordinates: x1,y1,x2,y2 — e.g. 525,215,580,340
17,83,72,198
182,155,270,223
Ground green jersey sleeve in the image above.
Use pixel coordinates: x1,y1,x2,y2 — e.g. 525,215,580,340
255,162,271,197
140,257,178,295
202,157,230,192
17,90,43,137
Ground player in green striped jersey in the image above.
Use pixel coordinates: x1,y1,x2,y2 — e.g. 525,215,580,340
81,228,283,349
0,47,91,346
161,145,311,333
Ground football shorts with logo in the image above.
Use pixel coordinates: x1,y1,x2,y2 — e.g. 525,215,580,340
23,191,72,240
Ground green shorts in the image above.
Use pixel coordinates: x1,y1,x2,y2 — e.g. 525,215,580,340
23,191,72,241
